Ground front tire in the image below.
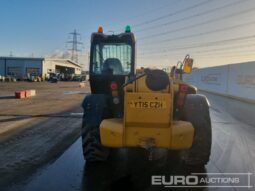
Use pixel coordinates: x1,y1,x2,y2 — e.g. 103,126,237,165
181,94,212,166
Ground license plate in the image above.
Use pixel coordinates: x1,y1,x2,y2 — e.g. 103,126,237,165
129,100,167,109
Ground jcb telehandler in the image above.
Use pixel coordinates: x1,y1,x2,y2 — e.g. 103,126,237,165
81,26,211,166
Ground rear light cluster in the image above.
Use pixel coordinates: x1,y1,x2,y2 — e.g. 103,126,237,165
177,84,188,106
110,82,120,104
110,82,118,90
180,84,188,92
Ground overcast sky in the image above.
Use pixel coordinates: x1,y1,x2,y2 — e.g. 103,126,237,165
0,0,255,70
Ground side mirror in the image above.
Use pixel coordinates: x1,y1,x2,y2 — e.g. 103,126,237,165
183,55,193,74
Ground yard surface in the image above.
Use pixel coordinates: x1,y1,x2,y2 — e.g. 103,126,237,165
0,81,89,187
0,81,89,140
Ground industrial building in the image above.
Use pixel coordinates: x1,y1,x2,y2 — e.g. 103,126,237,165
43,58,82,77
0,57,82,80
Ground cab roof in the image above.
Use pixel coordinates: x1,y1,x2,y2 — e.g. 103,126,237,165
91,32,136,44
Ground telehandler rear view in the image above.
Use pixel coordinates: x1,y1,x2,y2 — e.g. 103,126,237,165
81,26,211,166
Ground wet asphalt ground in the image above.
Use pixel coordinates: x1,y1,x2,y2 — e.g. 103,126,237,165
3,92,255,191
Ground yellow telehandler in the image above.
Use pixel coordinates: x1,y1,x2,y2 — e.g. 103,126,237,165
81,26,211,166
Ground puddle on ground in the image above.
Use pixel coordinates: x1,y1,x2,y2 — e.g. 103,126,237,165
63,91,88,95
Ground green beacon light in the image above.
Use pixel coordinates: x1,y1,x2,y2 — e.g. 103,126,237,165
125,25,131,33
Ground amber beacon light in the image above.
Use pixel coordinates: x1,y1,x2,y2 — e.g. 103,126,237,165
98,26,103,33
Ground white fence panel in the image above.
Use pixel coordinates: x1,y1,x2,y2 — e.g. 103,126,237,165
183,61,255,102
197,66,228,94
228,62,255,101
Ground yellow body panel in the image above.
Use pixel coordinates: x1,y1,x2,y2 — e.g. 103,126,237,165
124,92,171,127
100,119,123,147
125,126,171,147
170,121,194,149
100,74,194,150
100,119,193,149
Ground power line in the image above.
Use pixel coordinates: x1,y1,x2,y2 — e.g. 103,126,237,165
139,36,254,52
195,50,255,58
137,6,255,40
138,47,255,58
132,0,213,28
138,36,255,55
212,53,255,58
194,43,255,54
129,0,181,19
138,52,255,67
138,35,255,55
138,20,255,47
138,52,255,60
112,0,181,30
139,44,255,58
191,51,255,60
87,0,182,35
134,0,248,33
82,0,249,39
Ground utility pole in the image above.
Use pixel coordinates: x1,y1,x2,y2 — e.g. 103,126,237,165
66,29,83,63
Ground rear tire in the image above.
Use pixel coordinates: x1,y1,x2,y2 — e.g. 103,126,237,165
181,94,212,166
82,123,110,162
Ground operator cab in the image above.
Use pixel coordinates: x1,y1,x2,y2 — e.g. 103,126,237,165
89,26,136,94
